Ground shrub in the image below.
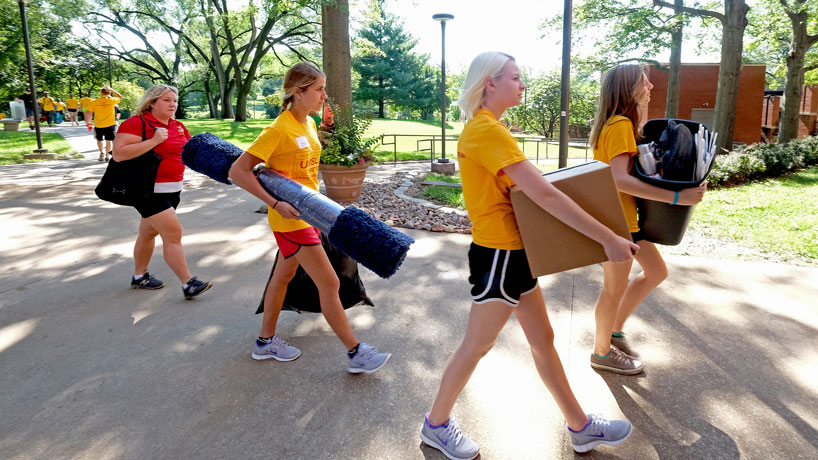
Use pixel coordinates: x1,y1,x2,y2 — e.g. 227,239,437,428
707,136,818,187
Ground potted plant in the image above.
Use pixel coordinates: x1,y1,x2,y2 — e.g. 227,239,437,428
318,103,380,202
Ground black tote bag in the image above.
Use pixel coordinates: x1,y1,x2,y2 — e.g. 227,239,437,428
95,117,161,206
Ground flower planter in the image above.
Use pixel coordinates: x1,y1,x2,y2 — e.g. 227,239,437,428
319,163,369,203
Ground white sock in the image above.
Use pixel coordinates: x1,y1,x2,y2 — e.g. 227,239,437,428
133,274,144,281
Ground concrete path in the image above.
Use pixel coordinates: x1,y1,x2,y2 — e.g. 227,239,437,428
1,125,817,459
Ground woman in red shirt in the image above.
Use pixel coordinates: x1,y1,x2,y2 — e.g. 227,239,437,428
112,85,212,299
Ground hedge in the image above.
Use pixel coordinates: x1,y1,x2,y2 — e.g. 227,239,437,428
708,135,818,187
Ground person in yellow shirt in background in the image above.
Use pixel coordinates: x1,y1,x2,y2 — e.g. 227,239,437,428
66,93,80,126
86,86,122,161
79,93,92,123
39,91,57,127
55,99,66,125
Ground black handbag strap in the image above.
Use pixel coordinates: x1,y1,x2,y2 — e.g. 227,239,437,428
140,116,161,142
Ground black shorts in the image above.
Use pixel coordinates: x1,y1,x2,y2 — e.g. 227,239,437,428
468,243,538,307
95,126,116,141
631,230,648,243
68,109,77,113
133,191,181,219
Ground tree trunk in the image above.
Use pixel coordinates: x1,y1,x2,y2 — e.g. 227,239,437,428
222,83,236,119
204,76,217,118
665,0,684,118
713,0,749,152
778,8,818,144
322,0,352,111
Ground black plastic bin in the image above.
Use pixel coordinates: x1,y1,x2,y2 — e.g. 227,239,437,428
633,119,715,246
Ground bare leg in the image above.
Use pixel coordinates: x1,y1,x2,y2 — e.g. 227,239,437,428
96,139,104,156
294,244,357,350
612,241,667,332
259,252,299,338
593,261,633,356
427,302,513,426
145,208,192,283
514,287,587,430
133,218,158,275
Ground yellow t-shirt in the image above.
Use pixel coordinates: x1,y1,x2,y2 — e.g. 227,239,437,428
457,108,528,250
86,96,121,128
56,103,65,111
39,97,56,111
593,115,639,232
246,110,321,232
66,98,79,109
80,97,92,111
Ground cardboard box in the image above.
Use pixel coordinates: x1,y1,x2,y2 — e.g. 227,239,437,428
510,161,631,277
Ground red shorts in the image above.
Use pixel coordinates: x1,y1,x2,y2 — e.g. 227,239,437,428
273,227,321,259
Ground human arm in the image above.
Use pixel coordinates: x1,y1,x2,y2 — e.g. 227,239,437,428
228,152,301,219
608,154,706,205
503,160,639,263
112,128,168,162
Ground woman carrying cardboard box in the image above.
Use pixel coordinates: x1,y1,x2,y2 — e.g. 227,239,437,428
418,52,640,459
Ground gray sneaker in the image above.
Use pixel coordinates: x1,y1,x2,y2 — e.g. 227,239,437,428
568,413,632,453
611,333,640,358
251,336,302,362
590,347,644,375
347,342,391,374
419,414,479,460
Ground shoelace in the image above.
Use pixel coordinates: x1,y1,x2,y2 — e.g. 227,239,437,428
443,418,465,445
610,348,632,365
271,336,289,349
357,345,378,361
586,414,610,437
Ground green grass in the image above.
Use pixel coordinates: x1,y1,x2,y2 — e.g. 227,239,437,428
690,166,818,260
420,173,464,207
0,131,79,164
180,119,274,150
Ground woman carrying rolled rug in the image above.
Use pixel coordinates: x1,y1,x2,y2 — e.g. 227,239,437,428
228,62,391,373
419,52,639,459
112,85,213,299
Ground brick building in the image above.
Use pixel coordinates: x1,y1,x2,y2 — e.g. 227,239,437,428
645,64,766,145
758,85,818,141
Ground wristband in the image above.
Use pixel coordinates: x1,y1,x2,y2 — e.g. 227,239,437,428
671,191,679,205
272,200,278,209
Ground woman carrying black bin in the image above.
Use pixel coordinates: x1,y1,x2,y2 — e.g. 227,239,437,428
588,64,707,374
112,85,212,299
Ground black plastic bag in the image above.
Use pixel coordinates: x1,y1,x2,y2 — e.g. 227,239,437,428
256,232,374,314
655,120,696,181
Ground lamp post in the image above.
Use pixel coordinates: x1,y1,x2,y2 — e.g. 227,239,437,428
432,13,455,175
17,0,47,155
103,46,114,86
558,0,572,169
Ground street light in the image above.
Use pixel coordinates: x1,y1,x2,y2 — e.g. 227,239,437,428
432,13,454,175
17,0,46,154
558,0,572,169
102,45,114,86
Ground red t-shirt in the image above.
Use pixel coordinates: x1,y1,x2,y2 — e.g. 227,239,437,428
118,113,191,183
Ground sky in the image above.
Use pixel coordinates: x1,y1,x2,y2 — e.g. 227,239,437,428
358,0,724,75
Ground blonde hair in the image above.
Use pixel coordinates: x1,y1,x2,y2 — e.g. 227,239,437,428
456,52,515,120
282,62,324,111
134,85,178,117
100,87,111,96
589,64,645,148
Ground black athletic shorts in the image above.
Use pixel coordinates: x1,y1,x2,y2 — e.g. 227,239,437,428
134,191,181,219
68,109,78,113
468,243,538,307
95,125,116,141
631,230,648,243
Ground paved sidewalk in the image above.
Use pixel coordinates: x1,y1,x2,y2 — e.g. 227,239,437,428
1,126,817,459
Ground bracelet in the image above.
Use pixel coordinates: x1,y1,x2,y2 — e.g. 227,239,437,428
671,191,679,205
272,200,279,209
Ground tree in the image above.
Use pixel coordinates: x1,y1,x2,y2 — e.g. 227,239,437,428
567,0,693,118
654,0,750,151
322,0,352,109
352,0,426,118
506,72,598,137
772,0,818,143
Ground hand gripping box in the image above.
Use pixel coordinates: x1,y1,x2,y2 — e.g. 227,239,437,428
510,161,631,277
